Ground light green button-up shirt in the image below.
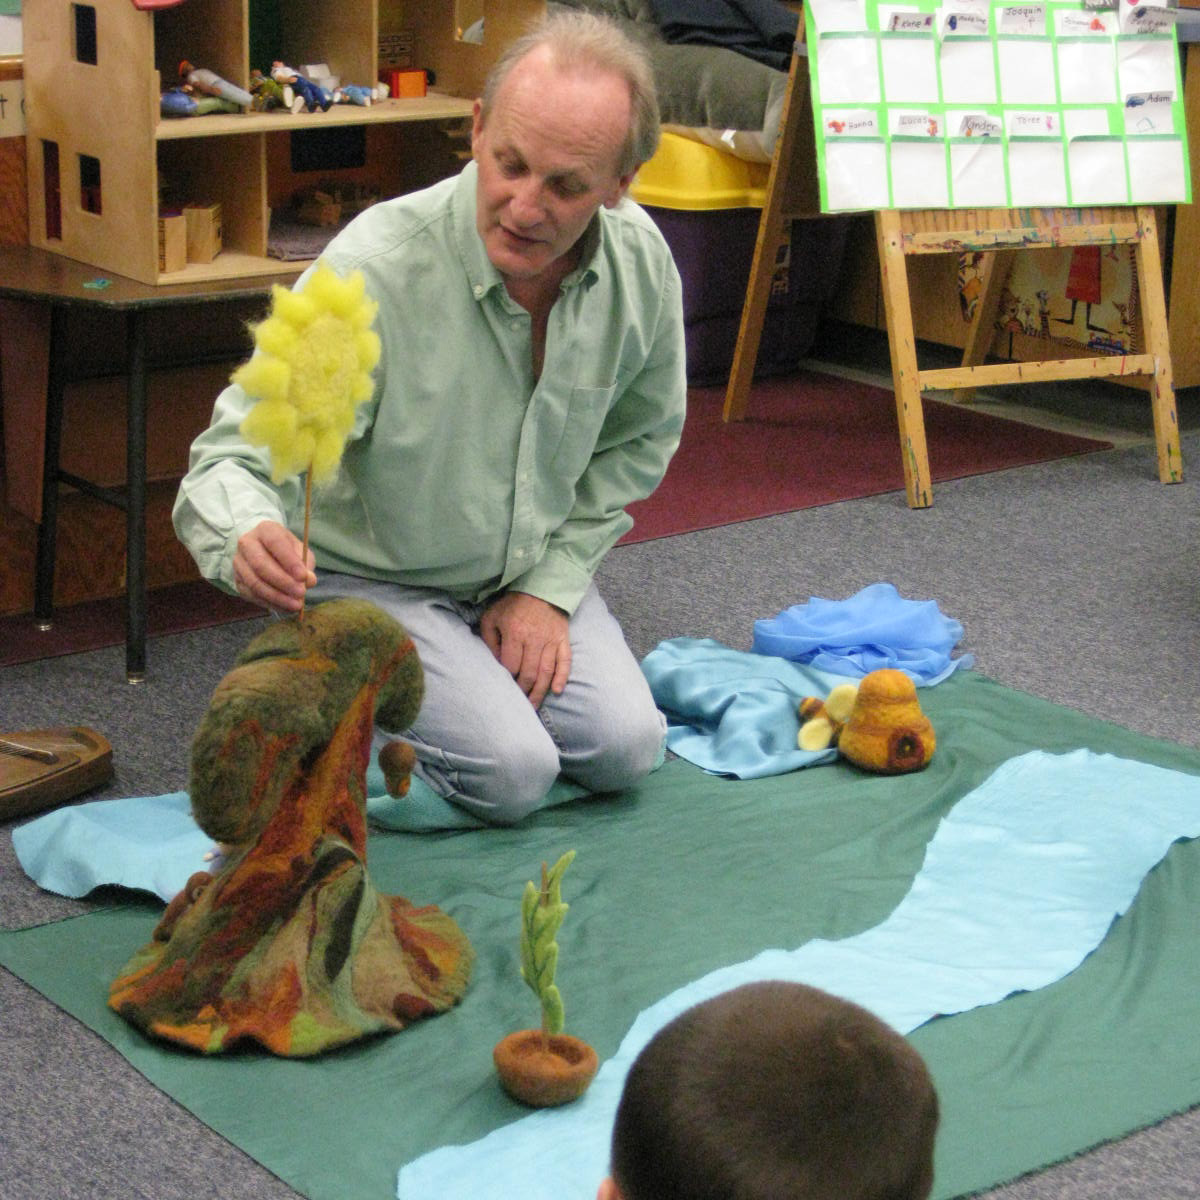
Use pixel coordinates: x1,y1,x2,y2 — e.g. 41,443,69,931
173,161,687,615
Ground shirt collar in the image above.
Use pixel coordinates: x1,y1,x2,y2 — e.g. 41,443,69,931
452,160,603,304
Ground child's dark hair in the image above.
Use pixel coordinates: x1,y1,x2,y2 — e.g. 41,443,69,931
609,981,939,1200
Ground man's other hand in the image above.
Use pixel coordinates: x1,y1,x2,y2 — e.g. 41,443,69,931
480,592,571,708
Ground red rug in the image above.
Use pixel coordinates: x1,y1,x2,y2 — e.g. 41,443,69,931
620,370,1113,544
1,371,1111,667
0,581,263,668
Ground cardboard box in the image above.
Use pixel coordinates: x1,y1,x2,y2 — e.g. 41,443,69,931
183,203,223,264
381,68,426,98
157,212,187,274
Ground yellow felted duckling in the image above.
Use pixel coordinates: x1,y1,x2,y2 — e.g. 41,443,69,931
796,683,859,751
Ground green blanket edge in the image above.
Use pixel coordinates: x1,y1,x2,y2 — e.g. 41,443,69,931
3,670,1200,1200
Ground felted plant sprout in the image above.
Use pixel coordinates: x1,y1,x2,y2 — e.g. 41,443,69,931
233,261,380,614
521,849,576,1044
493,850,599,1107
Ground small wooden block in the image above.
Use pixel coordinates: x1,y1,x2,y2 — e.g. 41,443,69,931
183,203,223,264
157,212,187,273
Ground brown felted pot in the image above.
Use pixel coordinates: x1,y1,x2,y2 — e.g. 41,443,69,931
493,1030,599,1107
838,668,935,774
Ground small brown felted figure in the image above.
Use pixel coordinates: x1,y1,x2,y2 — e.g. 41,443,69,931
838,669,935,774
109,597,473,1056
797,670,935,773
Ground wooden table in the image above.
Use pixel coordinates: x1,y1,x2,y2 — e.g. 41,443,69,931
0,246,296,681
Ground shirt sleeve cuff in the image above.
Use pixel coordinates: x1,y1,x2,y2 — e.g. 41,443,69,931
508,551,594,616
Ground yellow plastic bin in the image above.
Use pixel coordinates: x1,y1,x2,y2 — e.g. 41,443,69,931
630,132,847,385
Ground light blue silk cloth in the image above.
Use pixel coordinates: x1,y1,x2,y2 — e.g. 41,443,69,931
643,584,971,780
11,770,589,902
751,582,974,684
396,749,1200,1200
642,636,854,777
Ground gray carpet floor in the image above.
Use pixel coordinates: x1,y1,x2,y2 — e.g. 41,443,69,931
3,359,1199,1199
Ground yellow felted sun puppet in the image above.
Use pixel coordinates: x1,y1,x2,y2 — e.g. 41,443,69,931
233,261,381,611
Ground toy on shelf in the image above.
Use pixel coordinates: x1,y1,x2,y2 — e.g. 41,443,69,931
291,181,380,227
333,83,389,106
272,61,333,113
160,86,240,118
493,851,599,1107
797,668,936,773
293,189,342,227
179,59,253,109
249,68,287,111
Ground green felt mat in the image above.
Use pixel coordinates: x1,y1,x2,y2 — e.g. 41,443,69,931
3,671,1200,1200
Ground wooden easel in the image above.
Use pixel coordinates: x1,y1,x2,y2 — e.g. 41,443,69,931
722,36,823,425
873,206,1180,507
724,43,1183,509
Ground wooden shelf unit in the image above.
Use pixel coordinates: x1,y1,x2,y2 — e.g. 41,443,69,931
22,0,540,285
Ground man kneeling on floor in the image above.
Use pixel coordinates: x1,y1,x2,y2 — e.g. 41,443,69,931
174,11,687,825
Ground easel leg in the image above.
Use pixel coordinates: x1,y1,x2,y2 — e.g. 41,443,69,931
724,215,789,422
875,210,932,508
1133,207,1182,483
953,249,1014,405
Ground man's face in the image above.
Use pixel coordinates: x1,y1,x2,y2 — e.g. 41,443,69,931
472,47,636,286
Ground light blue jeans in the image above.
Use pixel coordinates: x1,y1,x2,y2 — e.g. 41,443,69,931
308,573,666,825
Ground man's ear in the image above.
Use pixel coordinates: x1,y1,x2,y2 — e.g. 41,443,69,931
597,1176,623,1200
470,98,484,157
603,169,637,209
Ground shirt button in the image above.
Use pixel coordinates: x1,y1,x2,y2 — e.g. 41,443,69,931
510,319,521,330
473,284,484,298
514,548,526,558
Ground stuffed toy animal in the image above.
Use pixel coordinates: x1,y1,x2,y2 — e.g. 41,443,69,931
798,668,935,773
109,597,473,1056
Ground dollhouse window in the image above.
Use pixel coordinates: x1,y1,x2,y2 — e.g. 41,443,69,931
73,5,98,65
43,141,62,240
79,154,102,215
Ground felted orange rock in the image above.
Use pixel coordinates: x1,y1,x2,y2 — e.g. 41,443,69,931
837,668,935,774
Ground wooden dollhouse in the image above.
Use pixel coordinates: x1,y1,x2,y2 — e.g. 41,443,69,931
22,0,545,284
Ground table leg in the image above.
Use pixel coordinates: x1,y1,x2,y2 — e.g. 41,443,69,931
125,309,148,683
33,304,67,631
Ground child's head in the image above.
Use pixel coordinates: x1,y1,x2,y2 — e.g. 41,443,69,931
599,981,939,1200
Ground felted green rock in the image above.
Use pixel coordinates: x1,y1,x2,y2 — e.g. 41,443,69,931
109,597,472,1056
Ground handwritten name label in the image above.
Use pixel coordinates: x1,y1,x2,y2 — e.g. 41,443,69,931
824,109,882,136
958,113,1003,136
942,10,990,34
1008,109,1060,136
1057,9,1112,33
888,11,935,31
1121,4,1176,33
997,4,1045,34
892,110,942,136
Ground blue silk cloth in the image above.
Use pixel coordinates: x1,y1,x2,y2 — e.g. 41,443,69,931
642,636,853,777
396,749,1200,1200
11,772,590,902
752,583,973,684
643,585,971,779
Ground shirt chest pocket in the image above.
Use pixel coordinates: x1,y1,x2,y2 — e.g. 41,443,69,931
548,383,617,481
